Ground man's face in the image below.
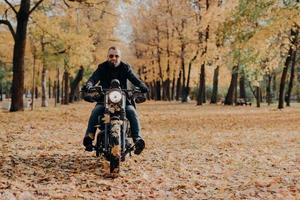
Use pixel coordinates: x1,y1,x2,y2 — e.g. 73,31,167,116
107,49,121,67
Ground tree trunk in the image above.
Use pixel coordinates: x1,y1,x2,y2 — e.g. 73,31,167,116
54,81,57,107
180,42,186,102
145,83,151,100
183,50,198,102
166,79,171,101
48,78,51,99
182,87,189,102
162,80,166,100
278,28,298,109
165,20,171,101
297,64,300,102
286,31,298,106
41,65,48,107
75,85,80,101
35,86,38,99
155,25,164,93
203,68,206,104
56,67,60,103
61,72,64,104
155,80,161,100
149,82,154,100
154,25,164,100
256,86,261,107
279,65,290,109
10,0,31,111
162,79,170,101
210,66,219,104
41,35,48,107
197,63,206,105
70,66,84,103
179,20,187,102
273,74,277,100
63,70,69,105
175,70,182,101
234,75,238,104
225,66,238,105
239,75,246,100
266,74,272,105
206,0,210,10
52,79,56,99
0,81,2,101
171,70,176,100
152,81,156,100
31,53,36,110
260,87,263,103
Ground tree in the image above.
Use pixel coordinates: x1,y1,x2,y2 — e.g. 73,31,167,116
217,0,300,108
0,0,113,111
210,66,219,104
285,27,299,107
279,27,299,109
128,0,202,101
69,66,84,102
0,0,44,111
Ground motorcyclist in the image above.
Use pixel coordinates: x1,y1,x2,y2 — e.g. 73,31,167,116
83,46,148,155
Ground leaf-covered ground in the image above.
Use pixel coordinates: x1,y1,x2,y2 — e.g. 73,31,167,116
0,101,299,199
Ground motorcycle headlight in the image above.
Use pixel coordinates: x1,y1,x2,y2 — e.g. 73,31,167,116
108,91,122,103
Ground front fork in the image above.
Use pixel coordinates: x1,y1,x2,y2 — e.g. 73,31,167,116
104,111,109,152
102,107,133,161
103,109,125,156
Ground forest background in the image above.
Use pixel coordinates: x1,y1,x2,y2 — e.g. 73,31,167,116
0,0,299,110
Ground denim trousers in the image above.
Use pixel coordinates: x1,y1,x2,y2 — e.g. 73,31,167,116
85,104,141,139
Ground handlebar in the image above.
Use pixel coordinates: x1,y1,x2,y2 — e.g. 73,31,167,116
81,85,145,103
84,86,142,94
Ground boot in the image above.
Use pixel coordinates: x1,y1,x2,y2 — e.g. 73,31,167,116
133,136,145,155
83,133,95,152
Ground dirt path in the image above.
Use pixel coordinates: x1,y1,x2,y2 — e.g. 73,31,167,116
0,102,299,199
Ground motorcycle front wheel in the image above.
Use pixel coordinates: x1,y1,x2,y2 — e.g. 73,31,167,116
109,124,121,173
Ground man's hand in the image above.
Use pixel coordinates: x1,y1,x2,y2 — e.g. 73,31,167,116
85,81,94,92
139,85,149,93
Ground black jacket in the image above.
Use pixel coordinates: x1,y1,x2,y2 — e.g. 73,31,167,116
86,61,148,92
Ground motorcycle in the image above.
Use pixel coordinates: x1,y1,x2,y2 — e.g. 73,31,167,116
82,79,146,174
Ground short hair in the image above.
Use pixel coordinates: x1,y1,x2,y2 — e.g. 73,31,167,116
108,46,118,51
108,46,121,56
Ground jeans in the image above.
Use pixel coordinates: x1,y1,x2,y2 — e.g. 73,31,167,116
85,104,141,140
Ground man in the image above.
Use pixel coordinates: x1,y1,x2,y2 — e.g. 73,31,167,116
83,46,148,155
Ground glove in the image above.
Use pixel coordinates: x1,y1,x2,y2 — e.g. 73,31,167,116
135,93,146,104
81,84,95,103
139,85,149,93
83,95,95,103
85,81,93,92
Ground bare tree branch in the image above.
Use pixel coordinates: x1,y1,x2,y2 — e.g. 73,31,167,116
4,0,17,15
29,0,44,16
2,8,9,19
0,19,16,41
68,0,108,6
63,0,71,8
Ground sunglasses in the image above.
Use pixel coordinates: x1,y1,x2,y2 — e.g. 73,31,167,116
109,54,119,58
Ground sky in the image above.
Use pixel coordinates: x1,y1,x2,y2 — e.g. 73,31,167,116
115,0,136,44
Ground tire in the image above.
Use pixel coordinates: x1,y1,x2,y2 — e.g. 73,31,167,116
109,121,121,173
110,148,120,173
95,131,104,157
95,134,100,157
